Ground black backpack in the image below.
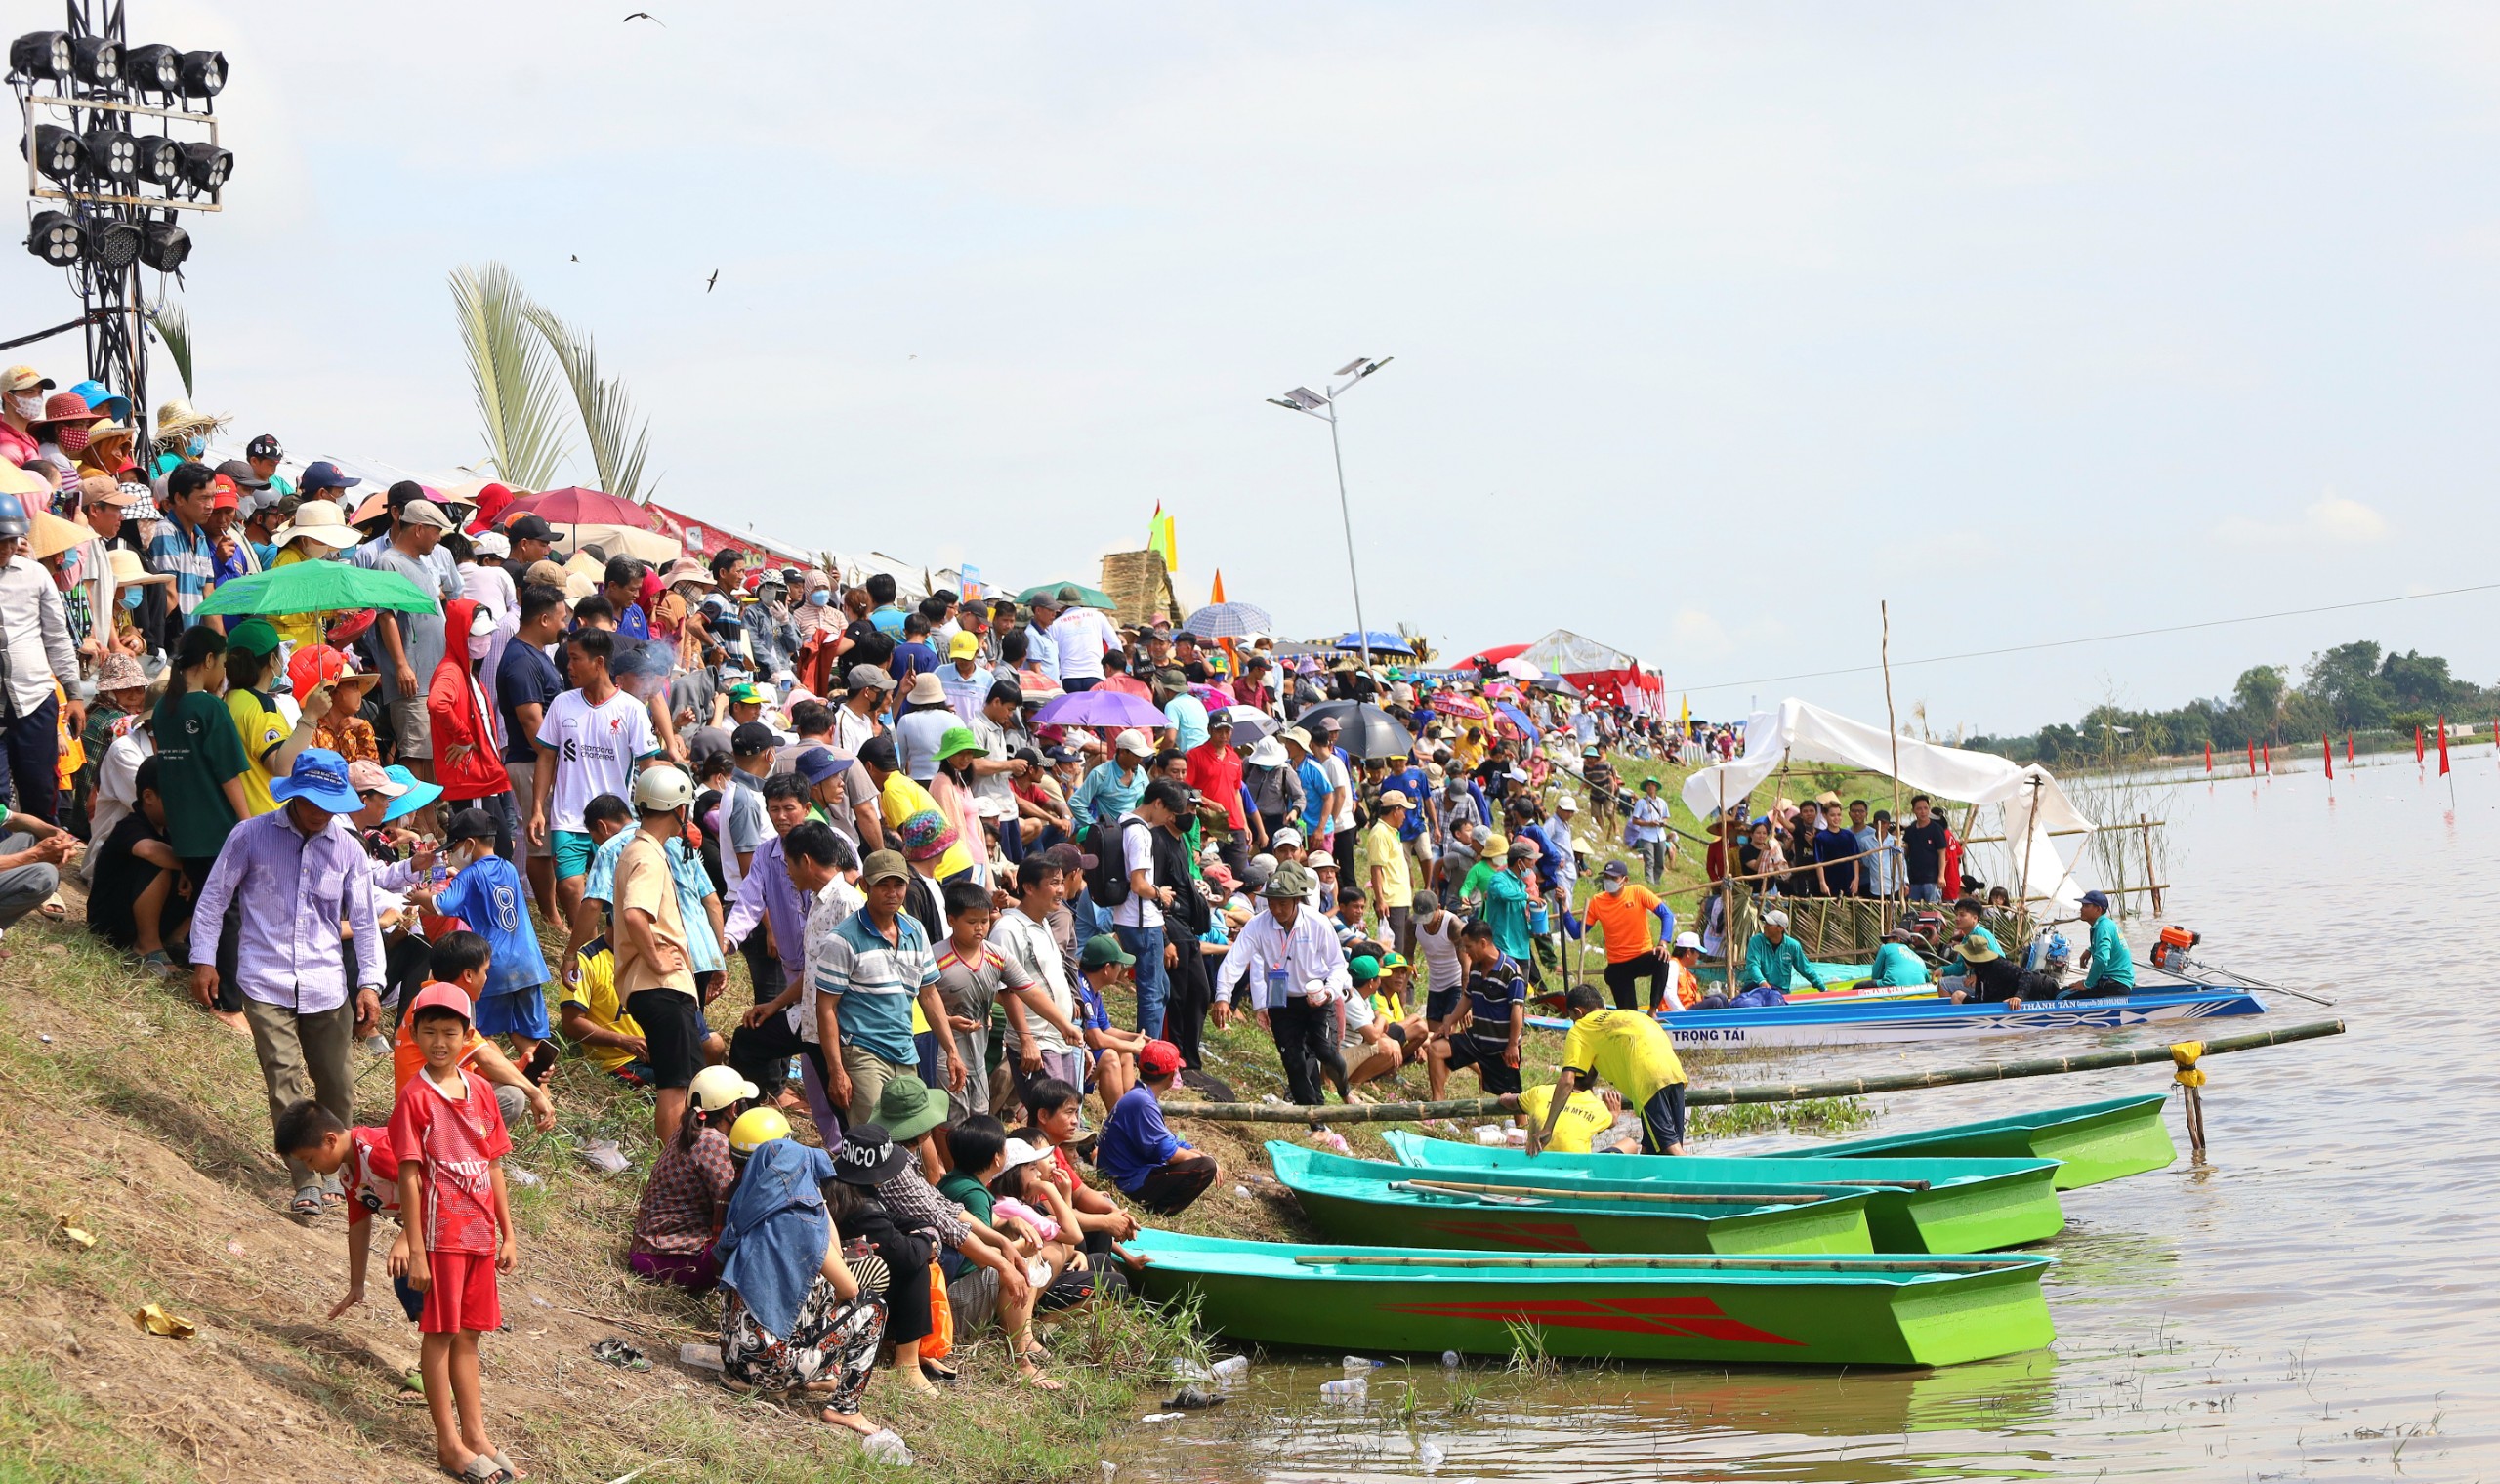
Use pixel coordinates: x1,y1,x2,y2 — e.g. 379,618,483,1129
1087,816,1143,909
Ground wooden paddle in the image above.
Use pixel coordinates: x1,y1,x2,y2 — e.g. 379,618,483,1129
1291,1253,2026,1274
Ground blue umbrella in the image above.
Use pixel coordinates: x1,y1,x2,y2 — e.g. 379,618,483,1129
1334,630,1414,656
1185,601,1272,639
1492,700,1541,738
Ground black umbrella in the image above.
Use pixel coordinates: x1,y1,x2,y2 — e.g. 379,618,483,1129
1295,700,1415,759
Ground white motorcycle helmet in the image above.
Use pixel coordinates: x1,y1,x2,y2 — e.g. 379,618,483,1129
631,763,696,813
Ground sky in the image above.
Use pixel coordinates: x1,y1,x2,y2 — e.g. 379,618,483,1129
21,2,2500,734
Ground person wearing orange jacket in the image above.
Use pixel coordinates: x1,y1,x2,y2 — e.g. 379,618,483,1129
428,596,521,859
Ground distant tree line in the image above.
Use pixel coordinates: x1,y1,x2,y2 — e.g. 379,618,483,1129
1967,640,2500,766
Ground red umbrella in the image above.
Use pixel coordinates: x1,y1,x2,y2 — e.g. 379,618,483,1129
503,486,651,528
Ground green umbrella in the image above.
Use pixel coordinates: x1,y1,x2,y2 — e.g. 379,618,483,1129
195,560,441,619
1015,580,1116,609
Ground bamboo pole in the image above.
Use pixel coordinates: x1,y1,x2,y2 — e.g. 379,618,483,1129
2139,813,2163,917
1168,1019,2344,1122
1960,822,2165,845
1288,1253,2028,1274
1882,601,1901,866
1393,1178,1832,1207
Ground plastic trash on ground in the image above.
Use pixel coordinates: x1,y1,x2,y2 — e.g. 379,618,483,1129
1318,1378,1367,1403
679,1342,723,1371
1210,1355,1251,1382
1473,1124,1506,1145
861,1428,913,1464
575,1138,631,1174
1419,1439,1447,1473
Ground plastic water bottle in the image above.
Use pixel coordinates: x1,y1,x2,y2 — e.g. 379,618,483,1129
1418,1440,1447,1474
1210,1355,1251,1383
1342,1355,1381,1377
861,1428,913,1465
1474,1125,1506,1145
1231,1184,1253,1203
1440,1350,1462,1368
1503,1126,1528,1145
1170,1359,1210,1381
1315,1129,1350,1154
677,1342,722,1371
1318,1378,1366,1404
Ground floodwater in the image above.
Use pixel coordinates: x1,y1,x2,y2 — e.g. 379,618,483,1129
1112,753,2500,1482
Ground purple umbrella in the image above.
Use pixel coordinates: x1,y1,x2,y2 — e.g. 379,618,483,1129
1031,689,1168,729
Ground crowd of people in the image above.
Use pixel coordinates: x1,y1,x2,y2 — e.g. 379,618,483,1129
7,364,2149,1477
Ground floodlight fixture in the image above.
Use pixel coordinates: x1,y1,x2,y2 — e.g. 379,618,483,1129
28,125,84,182
138,220,190,272
179,50,227,97
25,210,84,266
135,134,183,184
178,141,231,190
121,43,181,96
87,218,144,269
68,35,119,86
81,127,139,182
10,31,72,79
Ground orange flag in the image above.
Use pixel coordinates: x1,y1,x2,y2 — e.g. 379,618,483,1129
2203,742,2212,773
2263,742,2271,773
2416,725,2425,763
2346,732,2354,764
2322,731,2333,781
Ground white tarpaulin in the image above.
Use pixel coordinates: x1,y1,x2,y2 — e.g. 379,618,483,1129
1682,697,2097,909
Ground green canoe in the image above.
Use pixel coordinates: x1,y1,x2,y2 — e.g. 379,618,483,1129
1270,1143,1877,1256
1778,1092,2177,1190
1377,1132,2064,1253
1128,1229,2057,1368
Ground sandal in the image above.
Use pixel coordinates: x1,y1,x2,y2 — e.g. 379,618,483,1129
918,1359,959,1383
590,1338,649,1371
289,1186,324,1218
37,894,65,922
445,1457,512,1483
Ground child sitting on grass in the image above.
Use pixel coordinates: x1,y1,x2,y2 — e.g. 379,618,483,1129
392,982,520,1484
276,1098,423,1325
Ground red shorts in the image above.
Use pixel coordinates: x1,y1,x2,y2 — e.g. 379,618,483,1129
418,1249,502,1335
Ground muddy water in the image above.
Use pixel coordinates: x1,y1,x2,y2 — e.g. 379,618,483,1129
1111,755,2500,1482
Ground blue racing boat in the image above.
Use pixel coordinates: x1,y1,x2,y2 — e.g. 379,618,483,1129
1530,987,2263,1048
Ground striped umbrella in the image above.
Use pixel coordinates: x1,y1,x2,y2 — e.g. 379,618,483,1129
1184,601,1272,639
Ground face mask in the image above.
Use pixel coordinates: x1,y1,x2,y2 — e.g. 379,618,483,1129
806,590,831,606
120,588,144,610
467,631,491,661
183,436,205,458
8,393,41,419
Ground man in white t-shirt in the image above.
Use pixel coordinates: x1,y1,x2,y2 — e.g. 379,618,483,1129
1045,586,1117,690
530,628,658,922
993,856,1086,1093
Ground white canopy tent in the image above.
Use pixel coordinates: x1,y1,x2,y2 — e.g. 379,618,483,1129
1682,697,2097,909
1518,628,1640,676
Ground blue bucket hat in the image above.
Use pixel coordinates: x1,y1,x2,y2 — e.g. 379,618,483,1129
269,748,362,813
379,763,444,823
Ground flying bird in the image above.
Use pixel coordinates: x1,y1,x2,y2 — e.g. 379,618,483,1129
623,12,664,24
705,269,718,292
568,254,579,262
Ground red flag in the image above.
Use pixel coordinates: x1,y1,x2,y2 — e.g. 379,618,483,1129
2345,732,2354,764
2203,742,2213,773
2438,716,2451,775
2416,725,2425,763
2263,742,2271,773
2246,740,2256,774
2323,731,2333,781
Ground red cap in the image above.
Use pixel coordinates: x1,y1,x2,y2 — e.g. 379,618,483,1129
406,981,474,1026
208,473,240,510
1138,1039,1183,1079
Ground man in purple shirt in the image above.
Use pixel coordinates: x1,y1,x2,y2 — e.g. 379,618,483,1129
724,811,854,1094
189,748,383,1215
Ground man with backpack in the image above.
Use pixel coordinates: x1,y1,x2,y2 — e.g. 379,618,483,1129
1087,777,1187,1039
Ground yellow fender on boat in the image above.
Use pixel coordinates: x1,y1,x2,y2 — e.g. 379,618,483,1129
2169,1040,2207,1088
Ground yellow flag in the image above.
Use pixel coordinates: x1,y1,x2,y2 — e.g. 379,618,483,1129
1147,504,1178,572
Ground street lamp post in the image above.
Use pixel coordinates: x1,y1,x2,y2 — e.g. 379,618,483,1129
1269,356,1393,671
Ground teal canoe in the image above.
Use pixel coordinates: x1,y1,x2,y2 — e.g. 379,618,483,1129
1270,1143,1877,1256
1377,1131,2064,1253
1778,1092,2178,1190
1128,1229,2058,1368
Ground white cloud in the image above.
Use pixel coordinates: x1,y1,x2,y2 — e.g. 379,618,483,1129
1668,608,1734,660
2215,495,2390,548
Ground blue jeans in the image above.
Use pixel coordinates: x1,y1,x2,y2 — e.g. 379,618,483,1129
1907,883,1943,903
1116,923,1168,1038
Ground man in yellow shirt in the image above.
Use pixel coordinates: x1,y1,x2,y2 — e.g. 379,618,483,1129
1529,983,1690,1156
1358,789,1416,957
1516,1081,1623,1154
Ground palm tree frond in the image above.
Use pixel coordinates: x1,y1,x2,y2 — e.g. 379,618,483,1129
523,304,656,505
146,299,195,397
449,262,569,488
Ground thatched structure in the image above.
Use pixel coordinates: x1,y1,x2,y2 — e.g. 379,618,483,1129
1099,550,1183,628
